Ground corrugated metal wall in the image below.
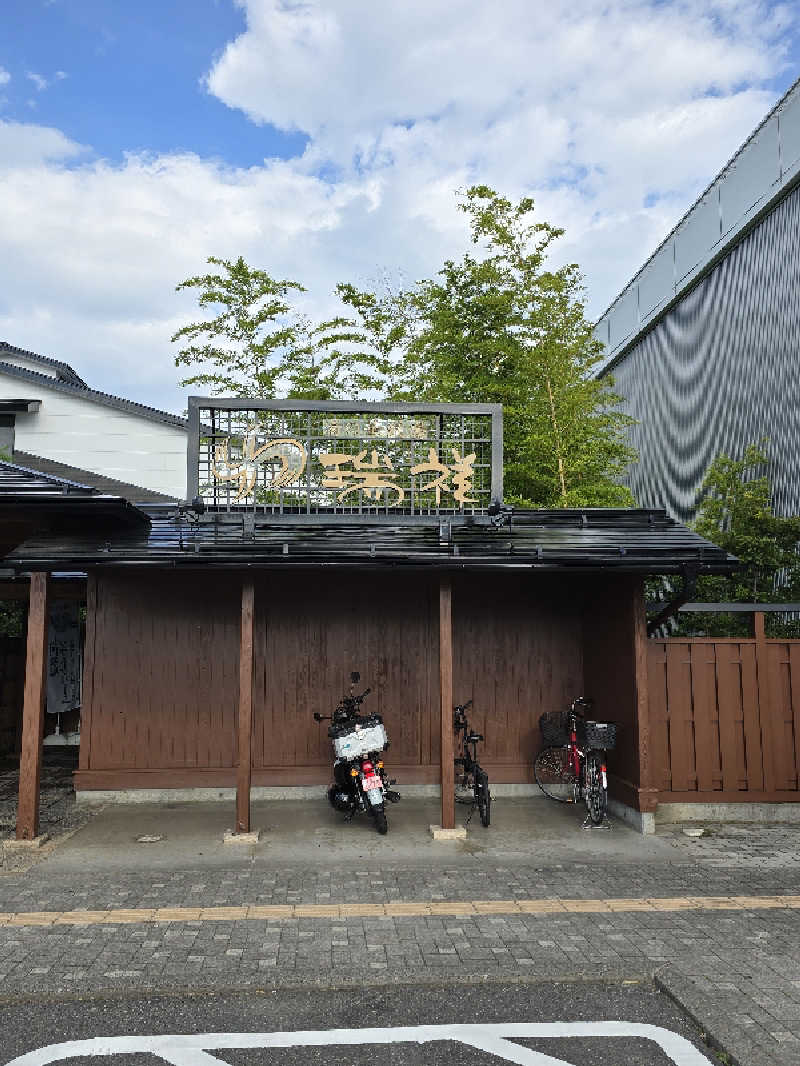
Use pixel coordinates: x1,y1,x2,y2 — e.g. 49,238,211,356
608,181,800,522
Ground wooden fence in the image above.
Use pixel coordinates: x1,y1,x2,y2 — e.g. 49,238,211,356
648,615,800,801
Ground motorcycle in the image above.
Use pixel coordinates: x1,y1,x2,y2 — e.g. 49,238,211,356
314,672,400,834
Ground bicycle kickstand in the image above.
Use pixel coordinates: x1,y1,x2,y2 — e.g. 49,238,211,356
581,813,612,831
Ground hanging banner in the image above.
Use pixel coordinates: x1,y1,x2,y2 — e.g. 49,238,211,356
46,600,82,715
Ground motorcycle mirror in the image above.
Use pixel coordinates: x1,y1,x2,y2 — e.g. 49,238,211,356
313,712,322,721
350,671,360,683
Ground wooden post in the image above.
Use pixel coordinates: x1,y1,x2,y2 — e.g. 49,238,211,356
236,578,255,833
439,576,455,830
632,578,658,813
16,572,48,841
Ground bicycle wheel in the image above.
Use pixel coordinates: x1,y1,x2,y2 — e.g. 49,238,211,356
475,768,491,827
534,746,578,803
584,750,607,826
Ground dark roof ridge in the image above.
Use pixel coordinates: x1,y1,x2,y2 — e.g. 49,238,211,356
0,360,188,429
13,450,178,504
0,458,96,493
0,341,88,388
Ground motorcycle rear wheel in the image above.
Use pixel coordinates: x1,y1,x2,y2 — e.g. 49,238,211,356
371,808,388,834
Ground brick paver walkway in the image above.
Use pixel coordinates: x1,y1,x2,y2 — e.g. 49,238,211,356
1,820,799,1066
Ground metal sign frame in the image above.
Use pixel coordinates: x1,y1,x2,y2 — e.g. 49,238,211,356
187,397,503,518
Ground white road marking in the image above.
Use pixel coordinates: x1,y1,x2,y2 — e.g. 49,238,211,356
4,1021,712,1065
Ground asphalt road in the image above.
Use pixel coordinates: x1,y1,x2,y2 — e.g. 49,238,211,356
0,979,716,1065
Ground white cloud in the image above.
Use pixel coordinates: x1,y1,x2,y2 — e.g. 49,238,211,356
0,68,10,87
0,119,84,166
0,0,795,413
26,72,49,92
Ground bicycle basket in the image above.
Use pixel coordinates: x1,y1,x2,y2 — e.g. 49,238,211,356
539,712,570,746
577,719,617,750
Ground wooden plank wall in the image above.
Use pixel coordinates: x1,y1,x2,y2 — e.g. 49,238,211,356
77,569,586,789
648,637,800,800
78,570,240,786
453,574,584,782
251,572,438,783
581,576,654,811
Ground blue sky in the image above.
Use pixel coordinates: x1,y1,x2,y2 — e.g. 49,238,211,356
0,0,798,413
1,0,307,165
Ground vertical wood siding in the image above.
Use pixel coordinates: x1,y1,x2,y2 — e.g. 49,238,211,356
79,570,588,787
648,639,800,798
84,571,239,772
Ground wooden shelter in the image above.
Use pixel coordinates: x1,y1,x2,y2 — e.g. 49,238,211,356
1,399,735,838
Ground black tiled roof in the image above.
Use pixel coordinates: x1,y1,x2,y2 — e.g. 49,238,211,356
0,341,88,387
4,506,737,574
0,353,188,429
13,450,178,504
0,458,95,495
0,460,150,528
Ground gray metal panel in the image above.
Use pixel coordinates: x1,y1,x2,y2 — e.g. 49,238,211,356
675,189,720,282
780,90,800,173
607,180,800,522
594,76,800,368
607,287,638,350
720,116,779,236
638,241,675,317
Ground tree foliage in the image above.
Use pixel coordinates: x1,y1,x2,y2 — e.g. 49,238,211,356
172,255,385,401
171,188,639,507
171,256,307,397
336,187,637,507
675,442,800,637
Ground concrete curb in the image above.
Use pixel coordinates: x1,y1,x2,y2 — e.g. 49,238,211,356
656,970,780,1066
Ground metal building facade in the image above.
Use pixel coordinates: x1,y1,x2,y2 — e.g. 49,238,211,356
594,77,800,522
609,182,800,521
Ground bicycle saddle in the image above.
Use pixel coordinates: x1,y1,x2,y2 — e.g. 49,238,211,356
467,732,484,743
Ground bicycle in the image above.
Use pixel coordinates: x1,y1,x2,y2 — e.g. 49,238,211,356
533,697,616,826
453,700,491,827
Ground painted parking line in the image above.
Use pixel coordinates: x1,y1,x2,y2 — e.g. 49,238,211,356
0,894,797,927
3,1021,713,1065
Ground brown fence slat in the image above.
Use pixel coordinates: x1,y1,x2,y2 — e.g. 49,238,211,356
714,643,746,791
689,643,718,792
790,644,800,792
739,642,764,791
647,643,671,791
770,643,797,791
754,614,779,793
665,643,695,791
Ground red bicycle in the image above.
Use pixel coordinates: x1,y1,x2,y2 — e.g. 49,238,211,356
533,697,616,826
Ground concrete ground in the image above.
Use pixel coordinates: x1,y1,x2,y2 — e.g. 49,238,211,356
38,795,685,872
1,795,799,1066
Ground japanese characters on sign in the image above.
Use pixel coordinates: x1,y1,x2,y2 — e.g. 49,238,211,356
210,429,477,508
192,400,500,514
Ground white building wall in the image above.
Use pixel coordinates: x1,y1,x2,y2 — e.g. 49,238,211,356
0,371,187,498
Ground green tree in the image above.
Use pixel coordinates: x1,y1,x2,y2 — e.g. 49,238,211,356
171,256,307,397
171,255,381,400
677,442,800,637
337,186,637,507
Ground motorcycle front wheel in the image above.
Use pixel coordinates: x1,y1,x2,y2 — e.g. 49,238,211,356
371,806,388,834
